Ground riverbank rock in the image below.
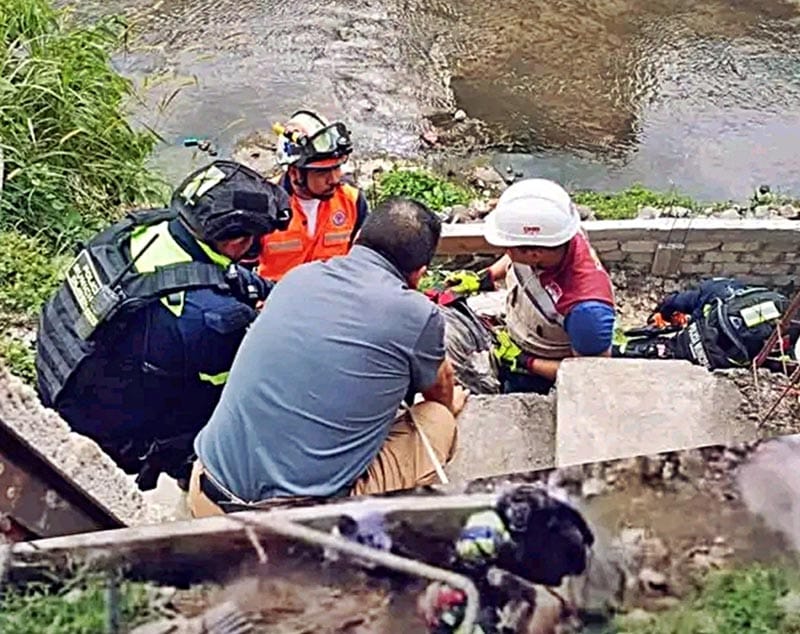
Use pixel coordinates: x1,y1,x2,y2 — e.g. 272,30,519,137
0,367,170,527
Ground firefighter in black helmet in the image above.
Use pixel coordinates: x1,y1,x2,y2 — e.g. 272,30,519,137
35,160,291,490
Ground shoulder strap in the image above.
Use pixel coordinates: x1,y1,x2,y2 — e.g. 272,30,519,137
121,261,231,302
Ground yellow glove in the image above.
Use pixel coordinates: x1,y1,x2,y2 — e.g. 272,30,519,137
443,270,494,295
492,330,535,374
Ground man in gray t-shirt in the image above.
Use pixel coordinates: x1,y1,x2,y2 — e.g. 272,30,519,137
189,197,468,515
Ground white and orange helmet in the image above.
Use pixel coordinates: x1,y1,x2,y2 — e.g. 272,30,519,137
274,110,353,170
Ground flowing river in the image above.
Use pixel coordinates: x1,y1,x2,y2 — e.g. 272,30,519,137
68,0,800,202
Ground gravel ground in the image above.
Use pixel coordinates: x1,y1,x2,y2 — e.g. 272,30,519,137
0,368,170,527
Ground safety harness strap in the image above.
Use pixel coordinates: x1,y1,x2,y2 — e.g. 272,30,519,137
122,261,231,302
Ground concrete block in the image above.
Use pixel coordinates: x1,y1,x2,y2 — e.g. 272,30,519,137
741,252,781,264
713,262,753,274
684,241,722,252
703,251,739,263
591,240,620,252
554,358,756,467
650,243,685,276
628,252,655,264
620,240,658,253
721,241,763,252
600,250,627,262
782,252,800,264
680,263,712,275
446,393,556,484
754,264,793,275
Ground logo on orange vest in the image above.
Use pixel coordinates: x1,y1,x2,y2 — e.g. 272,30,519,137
545,281,563,303
331,210,347,227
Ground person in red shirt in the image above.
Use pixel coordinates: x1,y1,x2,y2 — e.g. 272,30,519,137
445,178,616,394
255,110,369,282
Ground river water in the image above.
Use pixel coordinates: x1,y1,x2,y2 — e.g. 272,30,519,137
69,0,800,202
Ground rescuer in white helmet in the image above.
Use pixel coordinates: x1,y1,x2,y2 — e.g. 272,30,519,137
445,178,616,394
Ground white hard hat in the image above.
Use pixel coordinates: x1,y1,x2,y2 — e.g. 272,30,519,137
484,178,581,248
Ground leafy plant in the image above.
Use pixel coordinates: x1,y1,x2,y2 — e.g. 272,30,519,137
372,167,474,213
0,230,62,326
0,0,169,251
613,564,800,634
0,335,36,382
573,185,697,220
0,574,157,634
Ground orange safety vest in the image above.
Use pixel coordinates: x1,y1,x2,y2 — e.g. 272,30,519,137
257,176,362,282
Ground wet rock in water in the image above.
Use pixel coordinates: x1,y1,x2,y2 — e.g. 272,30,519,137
449,204,472,223
665,205,692,218
0,368,170,525
636,205,661,220
717,208,742,220
471,165,507,188
453,109,467,122
754,205,772,219
577,204,595,221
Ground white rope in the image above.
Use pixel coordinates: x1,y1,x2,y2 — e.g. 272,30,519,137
400,403,450,485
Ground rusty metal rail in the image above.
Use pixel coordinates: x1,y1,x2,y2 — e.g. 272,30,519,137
0,417,125,542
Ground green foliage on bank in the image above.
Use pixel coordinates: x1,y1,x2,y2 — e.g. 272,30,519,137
0,574,156,634
0,0,168,250
613,564,800,634
572,184,697,220
0,0,172,377
371,167,474,213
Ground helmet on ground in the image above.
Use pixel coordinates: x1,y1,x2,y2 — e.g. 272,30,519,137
171,160,292,243
274,110,353,169
484,178,581,248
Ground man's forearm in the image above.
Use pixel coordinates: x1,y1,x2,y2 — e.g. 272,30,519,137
527,346,611,381
488,254,512,283
422,358,455,412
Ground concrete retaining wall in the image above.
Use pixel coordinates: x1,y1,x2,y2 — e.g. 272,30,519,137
438,218,800,289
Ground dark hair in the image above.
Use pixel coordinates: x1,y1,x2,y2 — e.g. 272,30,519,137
354,197,442,274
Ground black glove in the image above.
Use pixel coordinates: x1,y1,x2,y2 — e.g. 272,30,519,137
225,264,274,306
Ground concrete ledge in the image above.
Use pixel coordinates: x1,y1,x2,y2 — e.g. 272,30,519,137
446,393,556,484
554,358,757,467
437,219,800,287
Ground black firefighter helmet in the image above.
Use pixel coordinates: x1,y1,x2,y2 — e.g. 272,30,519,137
170,160,292,243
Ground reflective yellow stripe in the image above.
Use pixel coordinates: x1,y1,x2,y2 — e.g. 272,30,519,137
130,221,231,317
198,371,229,386
131,222,191,317
266,239,303,252
323,231,351,246
196,239,232,267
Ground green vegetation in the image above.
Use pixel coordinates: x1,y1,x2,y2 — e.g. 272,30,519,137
371,167,474,214
572,184,697,220
0,574,157,634
613,564,800,634
0,0,167,248
0,0,169,377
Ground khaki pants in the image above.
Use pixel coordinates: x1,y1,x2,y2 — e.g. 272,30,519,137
188,401,458,519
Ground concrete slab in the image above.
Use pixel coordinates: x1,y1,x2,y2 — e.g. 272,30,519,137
554,358,757,467
446,393,556,484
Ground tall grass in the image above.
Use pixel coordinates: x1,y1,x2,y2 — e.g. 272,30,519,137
0,0,168,251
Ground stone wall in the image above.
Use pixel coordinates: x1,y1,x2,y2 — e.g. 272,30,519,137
438,217,800,290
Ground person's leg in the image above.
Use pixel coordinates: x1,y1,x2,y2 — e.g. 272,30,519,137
187,459,226,518
351,402,458,496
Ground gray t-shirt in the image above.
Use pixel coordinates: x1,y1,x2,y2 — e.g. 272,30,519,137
194,245,446,501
